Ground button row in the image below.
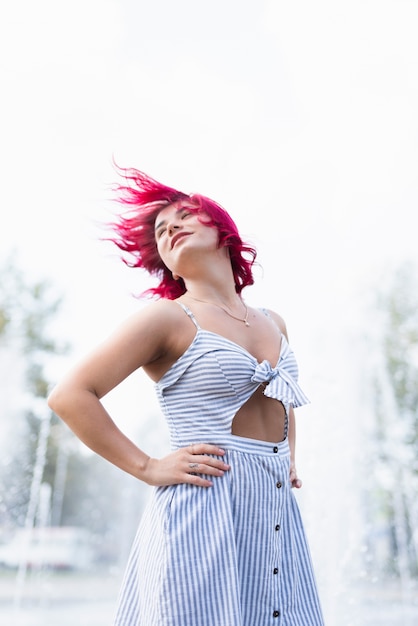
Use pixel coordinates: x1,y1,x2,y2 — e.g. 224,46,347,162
273,454,282,619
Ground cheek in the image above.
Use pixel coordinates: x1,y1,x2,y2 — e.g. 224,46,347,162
207,226,221,247
156,238,172,268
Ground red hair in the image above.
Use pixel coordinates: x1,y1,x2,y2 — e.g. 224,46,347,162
108,166,257,299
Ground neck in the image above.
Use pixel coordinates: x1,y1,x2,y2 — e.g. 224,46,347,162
175,244,235,293
183,283,240,308
184,290,250,326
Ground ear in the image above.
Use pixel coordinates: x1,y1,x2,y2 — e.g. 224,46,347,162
172,273,180,280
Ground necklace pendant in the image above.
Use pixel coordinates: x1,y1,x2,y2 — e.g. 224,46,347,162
245,320,250,327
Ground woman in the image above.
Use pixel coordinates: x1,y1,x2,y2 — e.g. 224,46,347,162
48,167,324,626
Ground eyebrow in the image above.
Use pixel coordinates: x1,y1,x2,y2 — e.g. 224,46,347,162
154,218,166,232
154,207,193,232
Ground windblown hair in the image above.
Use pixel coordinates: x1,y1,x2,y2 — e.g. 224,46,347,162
109,166,257,299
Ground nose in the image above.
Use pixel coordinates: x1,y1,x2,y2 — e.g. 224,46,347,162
167,220,181,236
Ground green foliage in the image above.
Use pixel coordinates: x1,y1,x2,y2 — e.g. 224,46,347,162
370,261,418,579
0,254,66,360
0,256,143,563
0,310,9,335
0,255,67,528
378,262,418,444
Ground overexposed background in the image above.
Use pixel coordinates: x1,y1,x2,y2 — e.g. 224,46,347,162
1,1,417,624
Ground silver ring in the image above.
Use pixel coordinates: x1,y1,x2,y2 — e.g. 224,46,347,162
188,463,199,470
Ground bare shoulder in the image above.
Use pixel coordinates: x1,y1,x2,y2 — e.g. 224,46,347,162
263,308,289,339
133,297,185,326
82,297,189,371
54,298,191,398
136,298,196,380
117,298,189,351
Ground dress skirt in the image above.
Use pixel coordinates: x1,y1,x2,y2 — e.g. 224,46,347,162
113,434,324,626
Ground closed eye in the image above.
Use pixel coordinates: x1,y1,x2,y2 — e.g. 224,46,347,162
155,208,195,239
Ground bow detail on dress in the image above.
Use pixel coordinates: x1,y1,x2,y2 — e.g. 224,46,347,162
251,360,309,409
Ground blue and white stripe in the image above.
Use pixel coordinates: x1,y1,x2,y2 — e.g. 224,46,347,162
113,306,324,626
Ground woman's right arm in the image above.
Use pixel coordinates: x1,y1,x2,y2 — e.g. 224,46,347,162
48,300,229,487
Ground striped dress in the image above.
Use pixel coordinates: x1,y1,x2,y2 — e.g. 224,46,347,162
114,305,324,626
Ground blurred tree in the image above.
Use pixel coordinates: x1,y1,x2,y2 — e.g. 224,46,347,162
0,256,63,528
0,257,139,562
369,262,418,582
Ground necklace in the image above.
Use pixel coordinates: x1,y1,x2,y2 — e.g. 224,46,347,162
185,293,250,327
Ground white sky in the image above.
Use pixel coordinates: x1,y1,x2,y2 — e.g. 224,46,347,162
1,0,418,616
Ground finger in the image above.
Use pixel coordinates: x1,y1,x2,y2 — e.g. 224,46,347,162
195,454,230,469
189,443,226,456
291,478,303,489
186,472,214,488
187,459,228,478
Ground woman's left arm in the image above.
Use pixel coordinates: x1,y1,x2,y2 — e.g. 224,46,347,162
288,405,302,489
266,308,303,490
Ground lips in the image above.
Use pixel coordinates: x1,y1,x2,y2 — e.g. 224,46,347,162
171,232,191,249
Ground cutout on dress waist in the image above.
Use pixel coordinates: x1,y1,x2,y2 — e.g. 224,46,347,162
230,387,288,443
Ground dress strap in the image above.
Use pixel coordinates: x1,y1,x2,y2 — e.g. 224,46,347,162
259,306,289,440
176,302,201,329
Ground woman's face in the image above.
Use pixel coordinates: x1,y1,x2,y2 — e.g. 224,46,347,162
154,202,219,272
